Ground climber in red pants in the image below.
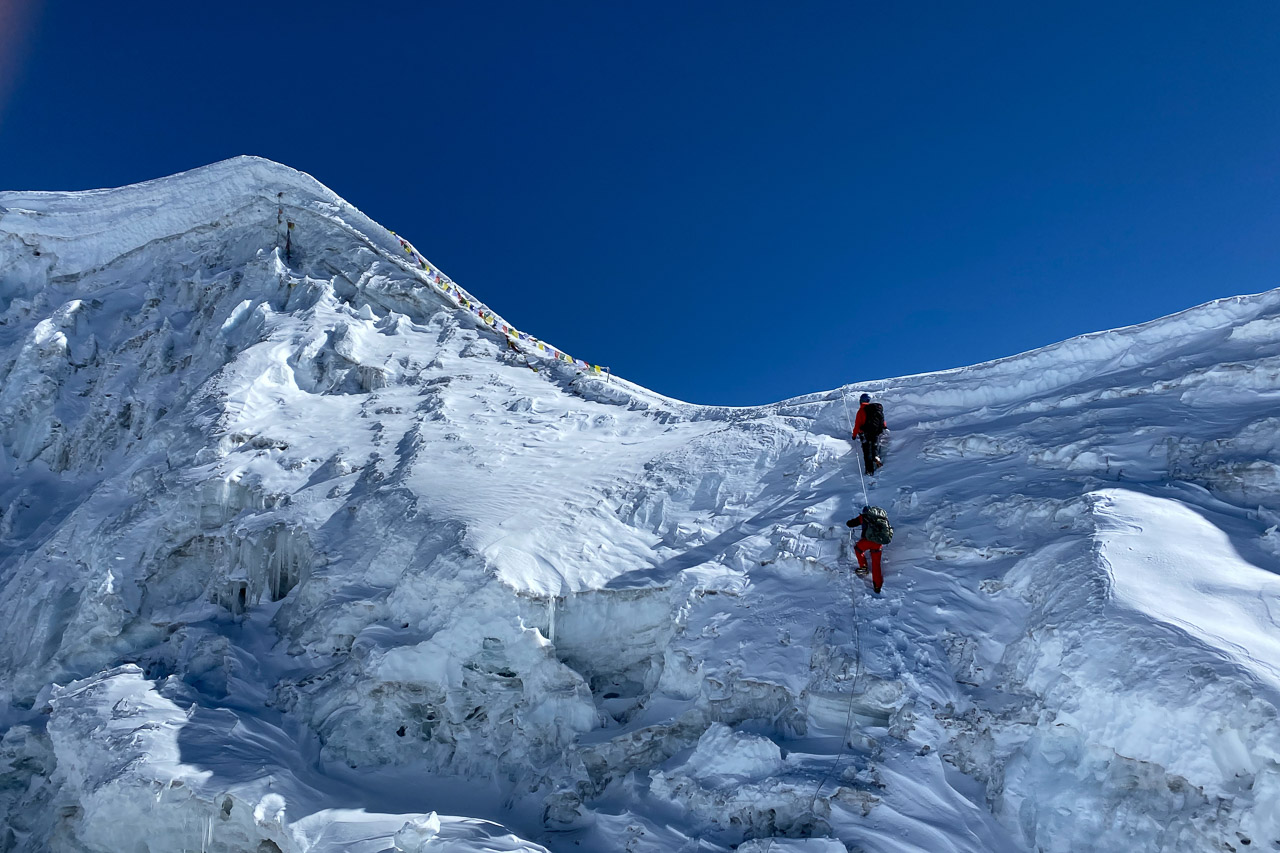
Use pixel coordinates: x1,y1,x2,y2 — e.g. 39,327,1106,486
846,506,893,594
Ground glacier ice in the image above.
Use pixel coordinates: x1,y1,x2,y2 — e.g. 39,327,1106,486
1,156,1280,851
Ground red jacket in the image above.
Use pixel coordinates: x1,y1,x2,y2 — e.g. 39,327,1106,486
851,402,887,440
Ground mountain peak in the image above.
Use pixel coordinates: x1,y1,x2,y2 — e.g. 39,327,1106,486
0,155,387,282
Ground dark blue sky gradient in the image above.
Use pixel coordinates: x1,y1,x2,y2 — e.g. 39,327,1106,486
3,1,1279,405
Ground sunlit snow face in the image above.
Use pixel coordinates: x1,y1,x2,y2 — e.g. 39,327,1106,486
0,0,43,130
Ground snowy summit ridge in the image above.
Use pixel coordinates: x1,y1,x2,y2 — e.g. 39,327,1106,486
1,156,1280,852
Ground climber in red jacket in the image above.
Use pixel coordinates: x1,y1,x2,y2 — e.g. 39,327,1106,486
850,393,887,476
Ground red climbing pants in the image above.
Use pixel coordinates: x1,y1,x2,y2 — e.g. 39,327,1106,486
855,539,883,591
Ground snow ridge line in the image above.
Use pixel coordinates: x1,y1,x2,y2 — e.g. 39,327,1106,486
389,233,610,378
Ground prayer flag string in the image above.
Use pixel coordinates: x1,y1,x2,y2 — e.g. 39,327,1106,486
393,234,609,377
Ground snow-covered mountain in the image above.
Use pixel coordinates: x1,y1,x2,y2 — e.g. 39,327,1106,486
1,157,1278,853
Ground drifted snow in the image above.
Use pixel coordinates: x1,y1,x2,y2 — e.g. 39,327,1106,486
1100,489,1280,688
1,156,1279,852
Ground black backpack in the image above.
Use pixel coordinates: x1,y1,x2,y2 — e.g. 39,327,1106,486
862,403,885,437
862,506,893,544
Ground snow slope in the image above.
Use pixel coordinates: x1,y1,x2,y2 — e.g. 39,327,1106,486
1,156,1278,852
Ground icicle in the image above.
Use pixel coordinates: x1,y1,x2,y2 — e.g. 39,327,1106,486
268,534,281,601
547,597,556,644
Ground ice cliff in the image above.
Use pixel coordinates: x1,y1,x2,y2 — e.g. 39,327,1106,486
1,156,1278,852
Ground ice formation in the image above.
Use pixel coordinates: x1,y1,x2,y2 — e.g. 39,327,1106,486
1,156,1278,852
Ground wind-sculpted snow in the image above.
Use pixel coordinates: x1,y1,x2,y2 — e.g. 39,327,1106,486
1,157,1279,852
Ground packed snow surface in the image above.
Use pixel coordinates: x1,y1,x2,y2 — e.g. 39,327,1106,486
1,156,1279,852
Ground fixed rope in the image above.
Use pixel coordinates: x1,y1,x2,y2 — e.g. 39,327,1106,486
758,393,870,851
766,390,874,849
755,546,864,853
804,550,865,818
840,388,870,508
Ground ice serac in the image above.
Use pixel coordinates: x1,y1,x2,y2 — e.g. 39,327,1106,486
1,157,1279,852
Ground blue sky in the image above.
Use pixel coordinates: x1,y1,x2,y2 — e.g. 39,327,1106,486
2,1,1278,405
